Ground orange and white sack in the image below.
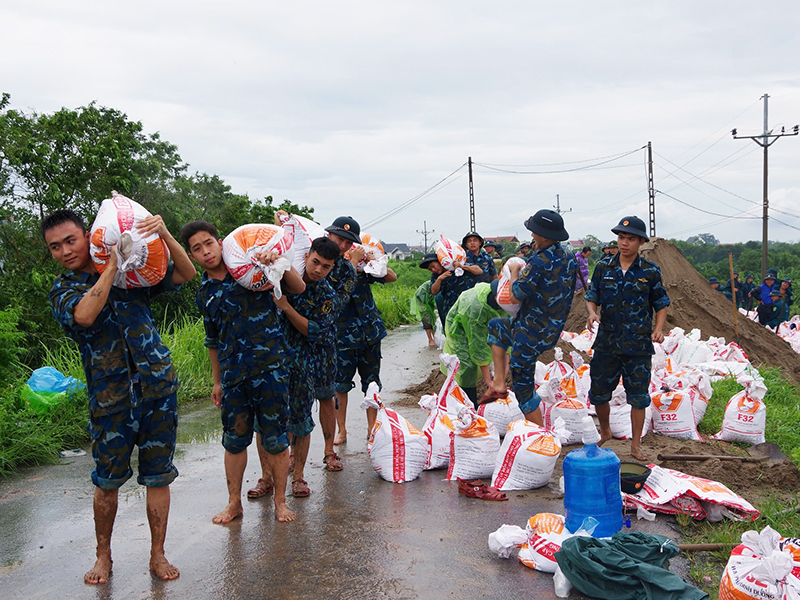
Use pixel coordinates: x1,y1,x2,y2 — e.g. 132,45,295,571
663,371,711,425
536,348,575,406
712,374,767,445
518,513,573,573
421,406,457,470
446,407,500,480
477,390,524,436
435,235,467,276
422,354,471,416
356,234,389,278
561,328,597,354
543,385,587,445
90,193,169,289
276,213,327,277
650,389,702,441
491,419,562,490
222,224,294,296
719,526,800,600
361,383,428,483
496,257,526,316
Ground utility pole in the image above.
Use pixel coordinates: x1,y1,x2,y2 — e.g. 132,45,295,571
467,157,476,232
553,194,571,215
733,94,799,279
647,141,656,239
416,220,434,252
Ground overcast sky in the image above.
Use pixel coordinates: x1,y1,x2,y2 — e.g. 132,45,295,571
3,1,800,246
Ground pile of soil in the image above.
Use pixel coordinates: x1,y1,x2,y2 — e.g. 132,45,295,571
398,238,800,502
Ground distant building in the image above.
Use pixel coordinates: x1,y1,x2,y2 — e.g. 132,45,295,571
382,243,412,260
490,235,520,245
567,239,586,252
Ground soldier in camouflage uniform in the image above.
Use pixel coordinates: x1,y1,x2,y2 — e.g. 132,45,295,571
586,216,670,461
44,208,196,585
271,237,341,497
420,253,476,324
484,210,577,424
462,231,497,283
180,220,305,524
323,216,364,447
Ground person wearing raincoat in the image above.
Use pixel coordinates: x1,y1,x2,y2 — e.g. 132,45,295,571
442,281,504,406
410,280,438,347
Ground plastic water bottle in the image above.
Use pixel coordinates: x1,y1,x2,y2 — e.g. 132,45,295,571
562,415,623,537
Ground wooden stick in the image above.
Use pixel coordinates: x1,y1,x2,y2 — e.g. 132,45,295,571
678,543,737,552
729,252,739,341
657,454,763,462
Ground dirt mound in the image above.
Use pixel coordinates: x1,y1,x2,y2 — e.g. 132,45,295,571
561,238,800,388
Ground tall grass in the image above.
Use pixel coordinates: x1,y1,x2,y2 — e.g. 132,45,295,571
374,259,435,329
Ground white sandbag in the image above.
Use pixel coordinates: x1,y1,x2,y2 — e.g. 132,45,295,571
423,354,472,416
276,213,327,277
222,223,294,296
361,383,428,483
90,193,170,288
446,407,500,481
609,402,653,440
357,233,389,278
543,387,587,445
488,524,528,558
496,257,526,316
712,374,767,445
517,513,572,573
434,235,467,276
491,421,561,490
650,389,703,441
477,390,524,436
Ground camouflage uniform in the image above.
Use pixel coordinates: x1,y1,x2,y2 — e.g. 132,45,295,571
282,278,337,437
196,272,291,454
486,244,577,414
49,264,180,491
585,253,670,410
465,249,497,284
443,282,503,403
335,272,388,394
432,271,476,325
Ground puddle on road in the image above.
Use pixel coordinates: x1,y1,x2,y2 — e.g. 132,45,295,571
177,400,222,445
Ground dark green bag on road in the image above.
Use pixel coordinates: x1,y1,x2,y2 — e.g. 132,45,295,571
554,531,708,600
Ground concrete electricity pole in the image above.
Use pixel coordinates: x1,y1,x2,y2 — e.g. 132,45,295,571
553,194,571,215
417,221,434,252
647,141,656,239
733,94,798,279
468,157,476,232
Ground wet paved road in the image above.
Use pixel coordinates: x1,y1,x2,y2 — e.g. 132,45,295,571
0,326,688,599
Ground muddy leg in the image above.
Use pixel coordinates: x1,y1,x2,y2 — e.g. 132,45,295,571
629,407,647,461
147,485,179,580
490,345,507,394
85,487,117,584
212,450,246,524
319,397,336,460
266,448,296,522
334,391,348,445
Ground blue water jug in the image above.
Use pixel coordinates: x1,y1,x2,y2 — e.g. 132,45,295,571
563,416,623,538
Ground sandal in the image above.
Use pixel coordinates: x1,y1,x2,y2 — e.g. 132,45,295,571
479,388,508,405
246,478,273,499
291,478,311,498
457,478,508,501
323,453,343,471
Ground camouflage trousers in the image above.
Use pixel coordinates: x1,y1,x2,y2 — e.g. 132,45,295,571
487,316,543,415
589,353,652,409
222,365,290,455
335,341,382,395
89,384,178,490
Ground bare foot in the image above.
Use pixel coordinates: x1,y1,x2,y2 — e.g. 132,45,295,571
150,556,180,581
630,445,647,462
598,429,613,447
84,556,112,585
428,340,437,347
212,502,243,525
333,431,347,446
275,503,297,522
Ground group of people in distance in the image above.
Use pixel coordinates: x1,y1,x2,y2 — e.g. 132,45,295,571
709,269,794,329
40,203,669,587
41,208,394,585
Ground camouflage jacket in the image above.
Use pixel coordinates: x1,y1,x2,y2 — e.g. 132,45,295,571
465,249,497,283
336,272,388,349
432,271,476,323
510,243,577,357
49,264,179,417
283,277,337,353
585,253,671,356
196,272,291,385
327,255,357,317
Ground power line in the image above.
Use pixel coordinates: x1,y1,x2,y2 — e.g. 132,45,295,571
477,146,647,168
473,146,645,174
655,190,761,220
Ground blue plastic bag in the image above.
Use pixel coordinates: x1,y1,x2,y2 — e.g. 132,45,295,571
22,367,86,414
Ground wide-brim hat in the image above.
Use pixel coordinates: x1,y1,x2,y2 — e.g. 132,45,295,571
524,209,569,242
419,253,439,269
603,240,619,249
462,231,484,247
708,277,720,284
611,216,649,241
324,216,361,244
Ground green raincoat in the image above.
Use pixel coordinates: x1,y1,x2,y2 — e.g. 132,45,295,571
410,280,437,329
442,282,503,388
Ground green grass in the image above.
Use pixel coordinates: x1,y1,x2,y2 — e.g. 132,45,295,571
681,367,800,599
374,259,433,329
